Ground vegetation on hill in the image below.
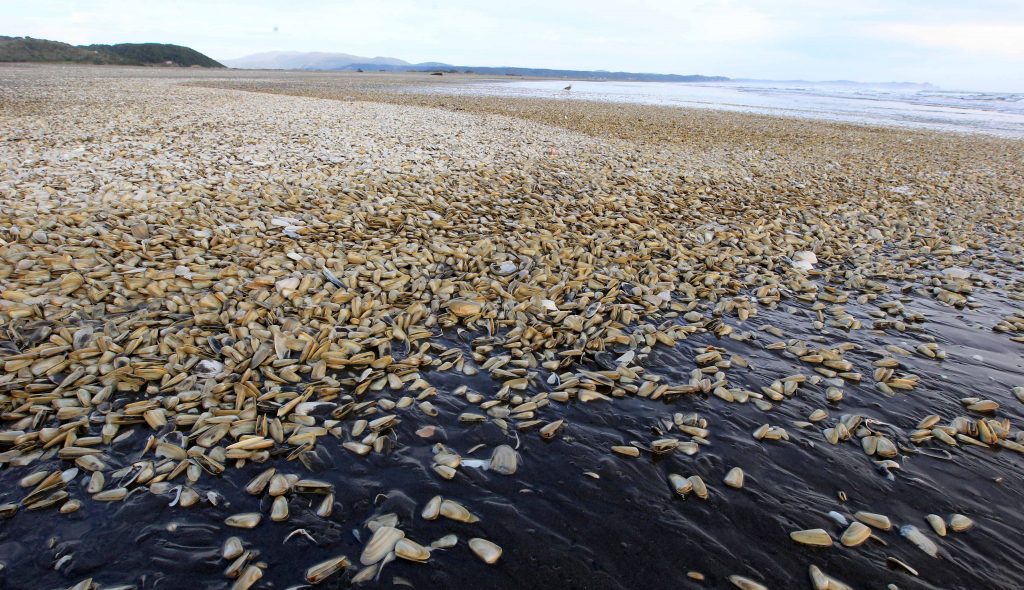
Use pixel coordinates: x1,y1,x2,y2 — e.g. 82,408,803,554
0,36,224,67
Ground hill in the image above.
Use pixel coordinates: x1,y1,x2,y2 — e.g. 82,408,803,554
223,50,726,82
0,36,224,67
222,51,407,70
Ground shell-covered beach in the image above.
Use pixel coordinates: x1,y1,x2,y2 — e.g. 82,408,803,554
1,65,1023,590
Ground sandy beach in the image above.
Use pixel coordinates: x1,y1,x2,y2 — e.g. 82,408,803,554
1,64,1023,590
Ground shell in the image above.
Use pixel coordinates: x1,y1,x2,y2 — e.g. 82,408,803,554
900,525,939,557
723,467,744,489
231,565,263,590
925,514,947,536
488,445,518,475
729,575,768,590
225,513,262,529
948,514,974,532
669,473,692,496
448,299,484,317
271,496,289,521
840,522,871,547
468,538,502,564
305,555,350,584
245,468,276,495
790,529,833,547
394,538,431,562
223,537,244,560
854,511,891,531
440,499,480,523
360,525,405,565
422,495,443,520
430,534,459,549
539,419,564,439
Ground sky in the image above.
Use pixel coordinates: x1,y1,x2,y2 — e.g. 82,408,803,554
3,0,1023,91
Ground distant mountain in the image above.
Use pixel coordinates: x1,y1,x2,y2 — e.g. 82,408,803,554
222,51,409,70
0,36,224,67
223,50,727,82
412,65,728,83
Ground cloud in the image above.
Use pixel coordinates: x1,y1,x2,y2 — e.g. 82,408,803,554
3,0,1024,89
870,22,1024,59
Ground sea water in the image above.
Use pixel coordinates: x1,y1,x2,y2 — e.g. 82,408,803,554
430,78,1024,138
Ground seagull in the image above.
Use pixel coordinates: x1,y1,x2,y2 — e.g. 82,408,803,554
563,84,572,91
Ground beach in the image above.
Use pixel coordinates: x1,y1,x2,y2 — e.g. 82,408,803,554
1,64,1023,590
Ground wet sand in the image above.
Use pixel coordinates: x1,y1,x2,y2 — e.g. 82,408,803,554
1,65,1023,590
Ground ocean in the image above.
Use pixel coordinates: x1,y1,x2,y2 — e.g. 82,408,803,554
428,78,1024,138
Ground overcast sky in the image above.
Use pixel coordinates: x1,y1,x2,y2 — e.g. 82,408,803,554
4,0,1023,91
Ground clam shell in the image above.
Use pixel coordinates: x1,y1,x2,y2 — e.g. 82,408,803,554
271,496,289,521
854,511,891,531
448,299,483,317
305,555,350,584
223,537,244,560
669,473,692,496
440,499,479,523
790,529,833,547
422,495,442,520
225,513,262,529
468,537,502,564
394,538,431,562
688,475,708,500
948,514,974,532
430,534,459,549
729,575,768,590
360,525,405,565
232,565,263,590
900,525,939,557
488,445,518,475
925,514,947,536
539,419,564,439
723,467,744,489
245,467,278,495
840,522,871,547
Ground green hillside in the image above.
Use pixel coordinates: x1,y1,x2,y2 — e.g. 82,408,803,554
0,36,224,67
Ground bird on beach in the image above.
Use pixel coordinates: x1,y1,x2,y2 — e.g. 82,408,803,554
563,84,572,91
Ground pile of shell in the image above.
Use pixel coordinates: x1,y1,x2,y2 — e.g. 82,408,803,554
1,66,1023,589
